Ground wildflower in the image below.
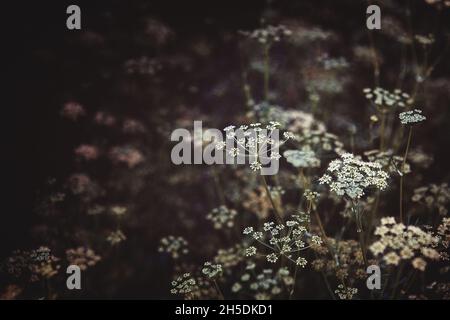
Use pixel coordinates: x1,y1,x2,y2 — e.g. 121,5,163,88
335,284,358,300
110,205,127,216
106,230,126,245
206,206,237,229
158,236,189,259
411,183,450,216
283,149,320,168
201,262,223,279
319,153,389,199
412,257,427,271
171,273,197,295
240,25,292,44
245,246,257,257
295,257,308,267
363,87,413,108
231,283,242,292
243,227,254,235
370,241,386,255
66,247,101,270
384,252,401,265
60,101,85,121
94,111,116,126
214,245,244,269
215,122,294,173
74,144,100,161
399,109,426,124
266,253,278,263
109,146,144,168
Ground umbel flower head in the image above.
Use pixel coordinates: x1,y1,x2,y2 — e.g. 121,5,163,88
215,122,294,172
206,206,237,229
239,25,292,44
363,87,413,108
370,217,440,271
399,109,426,124
319,153,389,199
201,262,223,279
158,236,189,259
283,149,320,168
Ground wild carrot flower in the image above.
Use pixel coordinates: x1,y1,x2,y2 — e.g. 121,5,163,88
171,273,197,295
319,153,389,199
363,87,413,108
399,109,426,124
158,236,189,259
107,230,126,245
283,149,320,168
66,247,101,270
201,262,223,279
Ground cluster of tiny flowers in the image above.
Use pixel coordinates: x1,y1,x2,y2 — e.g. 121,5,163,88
158,236,189,259
363,87,413,108
66,247,101,270
364,149,410,176
215,122,294,172
2,247,60,282
399,109,426,124
335,284,358,300
319,153,389,199
370,217,440,271
304,189,320,202
201,262,223,279
170,273,198,295
240,25,292,44
106,230,127,245
231,267,293,299
412,183,450,216
242,215,321,266
311,239,367,282
110,205,128,217
437,218,450,249
296,129,345,155
206,206,237,229
214,245,244,269
283,149,320,168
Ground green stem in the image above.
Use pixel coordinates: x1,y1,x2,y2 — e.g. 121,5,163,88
263,44,270,101
399,126,413,223
260,175,283,223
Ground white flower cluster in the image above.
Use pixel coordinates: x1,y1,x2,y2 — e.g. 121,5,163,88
170,273,197,295
335,284,358,300
216,122,294,172
231,267,293,299
242,215,321,267
201,261,223,279
106,230,126,245
399,109,426,124
363,87,413,108
296,129,345,155
370,217,440,271
319,153,389,199
206,206,237,229
240,25,292,44
158,236,189,259
283,149,320,168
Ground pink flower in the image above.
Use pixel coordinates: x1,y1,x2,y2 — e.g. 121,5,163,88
68,173,92,194
122,119,146,134
61,102,85,121
94,111,116,127
109,146,144,168
74,144,99,160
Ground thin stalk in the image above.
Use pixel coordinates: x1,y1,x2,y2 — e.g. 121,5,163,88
260,175,283,223
213,280,225,300
263,44,270,101
399,126,413,222
379,111,387,151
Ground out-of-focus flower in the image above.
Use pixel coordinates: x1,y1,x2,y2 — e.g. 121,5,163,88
106,230,126,245
61,102,86,121
109,146,144,168
74,144,99,161
66,247,101,270
94,111,116,127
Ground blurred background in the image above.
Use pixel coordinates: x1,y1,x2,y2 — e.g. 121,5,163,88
3,0,450,299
